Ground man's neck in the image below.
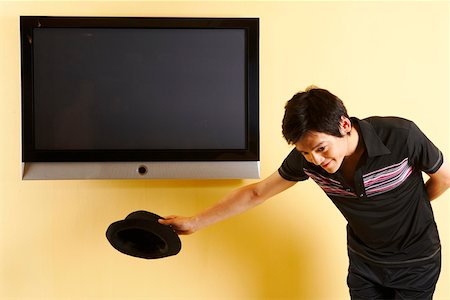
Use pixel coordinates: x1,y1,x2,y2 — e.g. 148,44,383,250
343,125,365,168
348,125,362,154
340,125,365,185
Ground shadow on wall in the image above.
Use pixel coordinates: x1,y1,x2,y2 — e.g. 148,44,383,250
218,211,318,299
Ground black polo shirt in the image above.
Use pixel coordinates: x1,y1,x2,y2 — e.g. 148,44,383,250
279,117,443,264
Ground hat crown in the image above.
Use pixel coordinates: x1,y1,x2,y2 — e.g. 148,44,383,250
125,210,161,222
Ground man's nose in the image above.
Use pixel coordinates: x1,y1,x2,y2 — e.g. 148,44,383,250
310,153,323,166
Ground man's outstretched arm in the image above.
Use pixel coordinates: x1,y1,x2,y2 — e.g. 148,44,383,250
159,171,297,234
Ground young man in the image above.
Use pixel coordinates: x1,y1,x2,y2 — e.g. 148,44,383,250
159,87,450,299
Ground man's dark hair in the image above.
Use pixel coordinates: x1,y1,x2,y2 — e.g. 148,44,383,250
282,87,349,144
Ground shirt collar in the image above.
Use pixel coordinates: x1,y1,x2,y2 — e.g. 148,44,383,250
351,117,391,157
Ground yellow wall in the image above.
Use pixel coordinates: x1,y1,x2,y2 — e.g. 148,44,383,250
1,1,449,299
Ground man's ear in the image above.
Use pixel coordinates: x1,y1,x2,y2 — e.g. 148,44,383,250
339,116,352,135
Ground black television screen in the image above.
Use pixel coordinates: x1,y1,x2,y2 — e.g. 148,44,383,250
20,16,259,179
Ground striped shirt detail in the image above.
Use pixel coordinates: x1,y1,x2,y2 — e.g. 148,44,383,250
363,158,413,197
303,169,357,198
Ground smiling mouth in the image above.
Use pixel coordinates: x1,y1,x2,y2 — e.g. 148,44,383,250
321,161,331,168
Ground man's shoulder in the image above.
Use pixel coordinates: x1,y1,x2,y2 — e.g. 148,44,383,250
363,116,413,130
359,116,415,148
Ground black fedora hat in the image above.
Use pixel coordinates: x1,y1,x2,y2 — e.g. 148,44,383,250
106,211,181,259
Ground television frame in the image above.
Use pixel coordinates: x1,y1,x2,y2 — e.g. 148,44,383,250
20,16,260,179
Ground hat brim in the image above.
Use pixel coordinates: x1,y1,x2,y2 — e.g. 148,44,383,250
106,211,181,259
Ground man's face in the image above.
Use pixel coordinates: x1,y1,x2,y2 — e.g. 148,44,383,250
294,131,348,174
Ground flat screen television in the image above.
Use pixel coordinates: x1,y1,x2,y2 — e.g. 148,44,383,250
20,16,259,179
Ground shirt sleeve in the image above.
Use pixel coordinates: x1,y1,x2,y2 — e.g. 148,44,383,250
407,121,444,174
278,148,310,181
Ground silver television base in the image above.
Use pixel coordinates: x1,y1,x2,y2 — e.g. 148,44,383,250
22,161,260,180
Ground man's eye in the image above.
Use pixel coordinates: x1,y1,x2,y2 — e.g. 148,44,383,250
317,147,325,152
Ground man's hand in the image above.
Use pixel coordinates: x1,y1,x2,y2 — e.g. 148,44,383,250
159,216,198,235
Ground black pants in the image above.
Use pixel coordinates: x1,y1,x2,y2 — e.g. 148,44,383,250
347,250,441,300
